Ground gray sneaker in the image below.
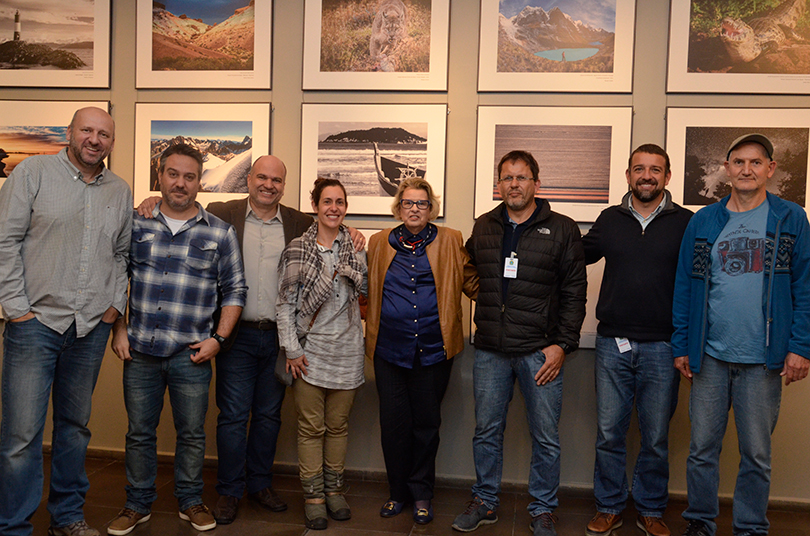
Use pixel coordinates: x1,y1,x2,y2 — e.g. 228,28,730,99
451,497,498,532
48,520,100,536
530,512,558,536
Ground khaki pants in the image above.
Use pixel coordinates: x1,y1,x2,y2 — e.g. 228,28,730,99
292,378,357,479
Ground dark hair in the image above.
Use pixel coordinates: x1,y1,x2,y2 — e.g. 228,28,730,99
311,177,347,205
497,150,539,181
628,144,671,175
159,143,203,178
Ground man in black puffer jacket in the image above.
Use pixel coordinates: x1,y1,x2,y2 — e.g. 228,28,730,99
452,150,586,536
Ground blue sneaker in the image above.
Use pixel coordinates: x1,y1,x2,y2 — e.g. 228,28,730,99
451,497,497,532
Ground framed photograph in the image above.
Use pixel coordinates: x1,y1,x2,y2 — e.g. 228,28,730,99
135,0,271,89
666,108,810,213
0,2,110,87
667,1,810,93
477,0,636,92
474,106,633,221
0,100,109,190
300,103,447,216
302,0,449,91
133,103,271,206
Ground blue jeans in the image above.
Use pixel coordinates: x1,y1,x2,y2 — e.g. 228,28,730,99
123,349,212,513
215,326,286,497
0,318,111,535
593,335,679,516
471,348,563,517
684,354,781,536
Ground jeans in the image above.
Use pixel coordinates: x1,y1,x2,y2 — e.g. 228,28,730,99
375,355,453,502
593,335,679,516
471,348,563,517
292,378,357,480
123,349,212,514
684,354,782,536
215,326,286,497
0,318,111,535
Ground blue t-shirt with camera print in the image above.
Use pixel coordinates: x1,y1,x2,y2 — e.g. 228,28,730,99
705,199,769,364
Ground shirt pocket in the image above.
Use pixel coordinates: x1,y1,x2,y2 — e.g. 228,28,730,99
132,231,156,266
186,238,219,271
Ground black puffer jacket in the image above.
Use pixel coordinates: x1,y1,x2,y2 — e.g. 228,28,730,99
466,200,587,354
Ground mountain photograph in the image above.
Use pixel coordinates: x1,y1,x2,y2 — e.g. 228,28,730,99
497,0,616,73
149,120,253,193
151,0,254,71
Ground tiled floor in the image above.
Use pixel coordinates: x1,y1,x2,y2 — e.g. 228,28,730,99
29,454,810,535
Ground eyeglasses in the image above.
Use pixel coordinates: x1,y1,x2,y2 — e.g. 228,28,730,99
400,199,431,210
498,175,534,183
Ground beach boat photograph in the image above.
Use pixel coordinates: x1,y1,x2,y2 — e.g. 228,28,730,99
372,141,426,196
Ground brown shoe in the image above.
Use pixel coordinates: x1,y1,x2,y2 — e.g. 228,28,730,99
586,512,623,536
213,495,239,525
107,508,151,535
249,487,288,512
637,515,671,536
179,504,216,531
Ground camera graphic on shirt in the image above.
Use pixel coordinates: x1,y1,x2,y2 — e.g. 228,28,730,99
717,236,764,276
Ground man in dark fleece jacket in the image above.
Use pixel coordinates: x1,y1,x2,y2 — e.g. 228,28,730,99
581,144,692,536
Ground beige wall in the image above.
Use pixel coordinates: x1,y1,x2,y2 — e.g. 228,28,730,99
2,0,810,504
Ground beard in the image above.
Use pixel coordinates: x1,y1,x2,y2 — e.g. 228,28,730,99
68,138,106,170
631,180,665,203
162,187,195,212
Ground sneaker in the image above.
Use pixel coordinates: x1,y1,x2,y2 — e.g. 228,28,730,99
530,512,558,536
586,512,623,535
451,497,498,532
637,515,671,536
682,520,710,536
179,504,217,531
48,520,100,536
107,509,151,536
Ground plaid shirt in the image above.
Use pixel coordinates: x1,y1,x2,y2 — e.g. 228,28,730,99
127,204,247,358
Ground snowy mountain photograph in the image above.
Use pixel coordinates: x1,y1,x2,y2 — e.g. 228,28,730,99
149,119,253,194
497,0,616,73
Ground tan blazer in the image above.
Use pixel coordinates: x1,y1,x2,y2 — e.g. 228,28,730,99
365,226,478,360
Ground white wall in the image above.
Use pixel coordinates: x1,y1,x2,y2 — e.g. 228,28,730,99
1,0,810,504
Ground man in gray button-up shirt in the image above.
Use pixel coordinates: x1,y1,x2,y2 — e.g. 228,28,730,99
0,107,132,536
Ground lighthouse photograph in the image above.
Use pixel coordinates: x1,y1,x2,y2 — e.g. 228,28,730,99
0,1,110,87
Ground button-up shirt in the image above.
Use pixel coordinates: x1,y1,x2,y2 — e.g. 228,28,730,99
0,148,132,336
376,224,443,368
241,203,285,322
127,203,247,358
628,195,666,230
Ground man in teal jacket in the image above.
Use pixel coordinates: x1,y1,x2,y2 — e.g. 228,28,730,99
672,134,810,536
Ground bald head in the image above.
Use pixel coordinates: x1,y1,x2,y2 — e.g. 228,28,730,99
66,107,115,179
247,155,287,218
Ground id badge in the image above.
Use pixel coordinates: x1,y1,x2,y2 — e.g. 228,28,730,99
504,257,518,279
615,337,631,353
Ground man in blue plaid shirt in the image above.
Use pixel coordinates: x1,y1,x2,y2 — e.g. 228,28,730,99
109,143,247,535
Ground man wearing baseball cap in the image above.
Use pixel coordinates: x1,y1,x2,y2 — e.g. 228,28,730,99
672,134,810,536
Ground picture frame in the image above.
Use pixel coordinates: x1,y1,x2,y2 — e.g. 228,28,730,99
0,2,110,88
666,108,810,213
135,0,271,89
133,103,271,206
302,0,449,91
474,106,633,222
300,103,447,216
477,0,636,93
0,100,110,190
667,1,810,94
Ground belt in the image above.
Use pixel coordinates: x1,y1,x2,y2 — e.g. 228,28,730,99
241,320,277,331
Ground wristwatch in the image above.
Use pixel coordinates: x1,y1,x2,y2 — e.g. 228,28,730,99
557,342,572,355
212,333,226,345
